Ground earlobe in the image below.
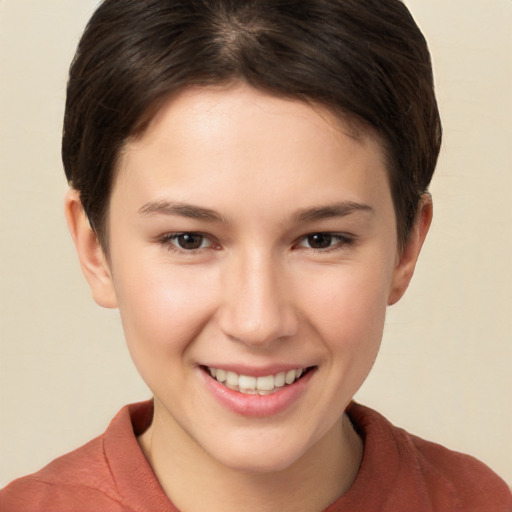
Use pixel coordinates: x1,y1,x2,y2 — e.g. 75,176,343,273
388,194,433,305
64,189,118,309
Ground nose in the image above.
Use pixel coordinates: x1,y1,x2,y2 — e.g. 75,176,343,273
217,251,299,348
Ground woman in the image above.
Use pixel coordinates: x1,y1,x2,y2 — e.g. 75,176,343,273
1,0,510,510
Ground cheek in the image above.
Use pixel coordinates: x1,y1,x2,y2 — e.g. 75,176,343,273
302,263,392,353
113,261,219,360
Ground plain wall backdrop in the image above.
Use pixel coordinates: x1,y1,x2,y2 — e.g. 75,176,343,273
1,0,511,487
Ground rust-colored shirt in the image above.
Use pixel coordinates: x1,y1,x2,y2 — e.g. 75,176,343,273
1,401,511,511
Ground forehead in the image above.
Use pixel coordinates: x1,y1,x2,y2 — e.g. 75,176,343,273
113,84,391,225
134,83,376,152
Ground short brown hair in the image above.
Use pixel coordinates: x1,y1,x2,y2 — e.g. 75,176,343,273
62,0,442,249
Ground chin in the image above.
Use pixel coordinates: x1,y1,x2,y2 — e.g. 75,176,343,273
220,452,302,475
204,433,316,474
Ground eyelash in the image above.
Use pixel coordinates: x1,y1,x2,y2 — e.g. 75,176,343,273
157,232,355,255
295,233,355,253
157,232,218,255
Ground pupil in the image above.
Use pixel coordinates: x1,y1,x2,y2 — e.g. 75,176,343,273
308,234,332,249
178,233,203,250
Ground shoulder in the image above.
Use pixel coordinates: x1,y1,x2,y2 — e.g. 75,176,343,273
0,402,154,512
346,402,512,511
409,431,512,510
0,435,126,512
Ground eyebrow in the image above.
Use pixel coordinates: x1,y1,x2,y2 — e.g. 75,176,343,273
138,200,227,223
293,201,374,223
138,200,373,224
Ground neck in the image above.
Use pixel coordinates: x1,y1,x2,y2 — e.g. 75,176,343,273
138,403,363,512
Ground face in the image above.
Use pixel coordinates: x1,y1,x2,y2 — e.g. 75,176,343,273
70,83,428,474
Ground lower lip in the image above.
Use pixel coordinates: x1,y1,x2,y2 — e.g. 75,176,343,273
201,368,315,417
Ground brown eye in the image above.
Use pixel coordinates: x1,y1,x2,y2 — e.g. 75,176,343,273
296,233,354,251
176,233,204,251
306,233,334,249
176,233,206,250
158,232,217,254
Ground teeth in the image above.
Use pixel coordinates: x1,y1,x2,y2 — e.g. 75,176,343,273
285,369,296,385
256,375,274,391
239,375,256,391
207,367,307,394
274,372,286,387
226,371,238,387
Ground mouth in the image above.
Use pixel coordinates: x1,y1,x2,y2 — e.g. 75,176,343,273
202,366,313,395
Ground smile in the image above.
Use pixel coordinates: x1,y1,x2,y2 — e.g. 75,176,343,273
206,367,309,395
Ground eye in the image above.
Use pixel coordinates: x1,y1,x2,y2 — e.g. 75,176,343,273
159,232,214,252
296,233,353,251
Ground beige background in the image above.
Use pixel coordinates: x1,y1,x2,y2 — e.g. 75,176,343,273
1,0,511,488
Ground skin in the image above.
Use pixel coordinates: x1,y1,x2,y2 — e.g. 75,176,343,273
66,83,432,512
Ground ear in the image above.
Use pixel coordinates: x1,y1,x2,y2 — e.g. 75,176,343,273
64,189,118,309
388,194,433,305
